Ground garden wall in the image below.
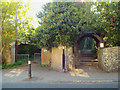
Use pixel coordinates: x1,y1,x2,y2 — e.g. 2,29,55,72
51,45,65,71
98,47,120,72
41,46,73,71
41,47,51,65
65,47,75,71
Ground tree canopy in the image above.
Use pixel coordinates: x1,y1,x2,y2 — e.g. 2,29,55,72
95,2,120,46
1,0,33,64
35,1,119,49
34,2,81,48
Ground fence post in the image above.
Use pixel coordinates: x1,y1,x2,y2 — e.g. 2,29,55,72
28,54,29,60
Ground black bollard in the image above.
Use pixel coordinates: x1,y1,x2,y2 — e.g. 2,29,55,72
62,44,65,72
28,61,32,79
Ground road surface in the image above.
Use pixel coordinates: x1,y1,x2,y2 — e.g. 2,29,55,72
2,82,119,88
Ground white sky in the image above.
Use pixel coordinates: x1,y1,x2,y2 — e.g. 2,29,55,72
21,0,117,28
25,0,52,28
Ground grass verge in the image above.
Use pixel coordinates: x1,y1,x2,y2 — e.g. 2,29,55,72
1,57,34,69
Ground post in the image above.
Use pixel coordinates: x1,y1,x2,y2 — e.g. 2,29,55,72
28,61,32,79
15,6,18,62
0,7,2,64
62,44,65,72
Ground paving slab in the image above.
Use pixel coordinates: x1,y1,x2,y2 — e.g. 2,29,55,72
1,61,119,84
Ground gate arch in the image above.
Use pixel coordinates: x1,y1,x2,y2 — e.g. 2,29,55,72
74,32,103,53
73,32,103,68
77,33,103,46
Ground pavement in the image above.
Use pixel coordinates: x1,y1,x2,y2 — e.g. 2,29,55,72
1,60,119,88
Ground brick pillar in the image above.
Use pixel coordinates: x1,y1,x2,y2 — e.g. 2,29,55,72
41,47,51,65
51,45,63,71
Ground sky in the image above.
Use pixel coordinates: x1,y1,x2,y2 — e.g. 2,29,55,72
22,0,116,28
25,0,52,28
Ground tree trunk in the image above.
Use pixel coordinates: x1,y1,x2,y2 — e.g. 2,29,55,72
2,46,11,65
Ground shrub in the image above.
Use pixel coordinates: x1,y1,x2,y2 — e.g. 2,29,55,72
49,67,54,71
15,61,23,65
40,63,49,67
2,57,33,69
0,65,2,69
44,64,49,67
2,64,6,69
40,63,44,67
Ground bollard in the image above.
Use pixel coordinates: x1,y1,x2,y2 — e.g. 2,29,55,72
62,44,65,72
28,61,32,79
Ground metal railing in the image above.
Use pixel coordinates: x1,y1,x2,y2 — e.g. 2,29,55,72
17,54,29,60
34,53,41,61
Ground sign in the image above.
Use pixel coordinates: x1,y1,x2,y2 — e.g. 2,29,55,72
44,50,48,52
99,42,105,48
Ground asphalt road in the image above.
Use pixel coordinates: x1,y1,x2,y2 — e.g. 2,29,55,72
2,82,119,88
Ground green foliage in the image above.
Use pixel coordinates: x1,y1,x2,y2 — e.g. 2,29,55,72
49,58,52,65
0,66,2,69
78,37,97,52
40,63,49,67
35,2,81,49
13,66,17,68
94,2,120,47
15,60,23,65
35,2,119,48
106,71,110,73
40,63,44,67
18,44,41,57
39,63,54,70
49,67,54,71
5,64,16,68
29,57,34,61
2,64,15,69
18,24,35,45
44,64,49,67
1,1,24,47
1,0,34,64
2,64,6,69
2,57,34,69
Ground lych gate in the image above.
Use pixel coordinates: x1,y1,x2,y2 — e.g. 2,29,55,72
73,32,103,68
41,32,119,72
41,32,105,71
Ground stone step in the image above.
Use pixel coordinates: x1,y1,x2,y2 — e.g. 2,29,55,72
79,57,95,59
75,59,98,66
79,53,97,57
77,58,98,62
75,61,98,68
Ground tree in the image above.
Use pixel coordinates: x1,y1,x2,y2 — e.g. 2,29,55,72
1,1,32,64
35,2,92,49
35,1,119,50
95,2,120,46
76,1,119,47
17,20,35,45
